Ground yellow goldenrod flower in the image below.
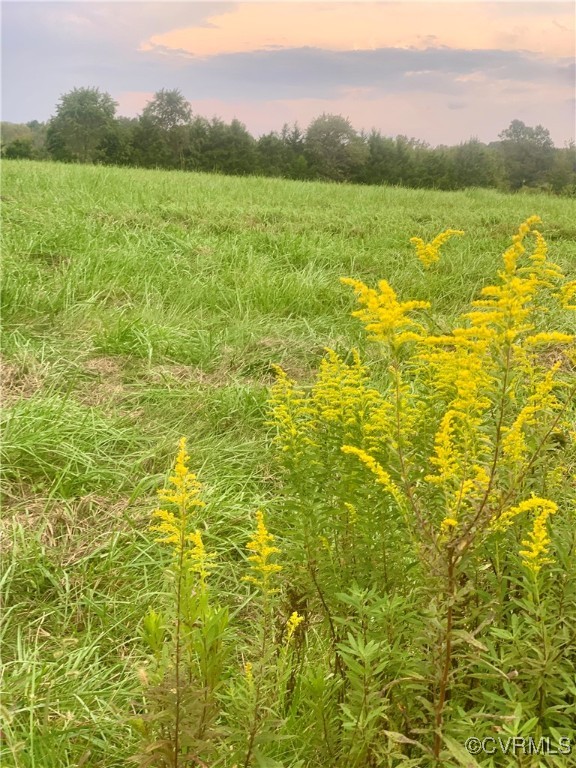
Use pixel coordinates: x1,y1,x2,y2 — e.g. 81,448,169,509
492,497,558,573
559,280,576,310
340,277,430,347
151,438,206,557
419,335,495,416
410,229,464,268
440,517,458,534
461,217,564,346
243,510,282,595
156,437,206,511
501,215,541,275
286,611,304,642
244,661,254,685
519,501,558,573
525,332,574,346
344,502,358,525
267,365,315,456
501,364,561,465
491,496,557,533
185,529,214,586
312,349,377,432
341,445,402,504
150,507,181,546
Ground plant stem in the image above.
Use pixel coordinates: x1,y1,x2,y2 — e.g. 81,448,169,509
433,554,455,762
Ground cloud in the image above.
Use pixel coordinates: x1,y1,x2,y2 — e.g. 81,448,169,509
123,46,572,102
145,2,575,58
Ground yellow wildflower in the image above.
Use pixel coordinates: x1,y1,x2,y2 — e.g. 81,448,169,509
491,497,558,572
267,365,315,456
419,333,495,415
150,507,181,546
311,349,380,436
341,445,402,504
426,410,459,486
491,496,557,534
461,217,564,346
344,502,358,525
243,510,282,595
525,332,574,346
501,215,541,275
340,277,430,347
156,437,206,510
410,229,464,268
501,364,561,465
186,529,214,586
440,517,458,534
519,502,558,573
559,280,576,310
286,611,304,642
151,438,205,554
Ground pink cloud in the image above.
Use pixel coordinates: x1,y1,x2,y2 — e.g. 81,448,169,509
143,3,575,59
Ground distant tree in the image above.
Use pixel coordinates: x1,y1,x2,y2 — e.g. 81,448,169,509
546,143,576,195
390,136,420,187
131,117,169,168
200,118,257,175
256,132,292,177
2,137,35,159
278,123,310,179
99,117,137,166
415,146,456,190
46,87,117,163
142,89,192,131
183,116,211,171
359,131,393,184
496,119,555,190
1,120,48,159
304,114,368,181
140,89,193,169
281,122,305,152
449,139,501,189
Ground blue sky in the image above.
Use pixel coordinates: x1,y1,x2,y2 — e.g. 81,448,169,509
2,1,574,145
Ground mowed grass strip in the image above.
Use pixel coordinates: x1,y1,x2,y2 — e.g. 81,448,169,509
1,160,575,766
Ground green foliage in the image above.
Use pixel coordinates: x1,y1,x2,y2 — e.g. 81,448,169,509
496,120,556,191
7,88,575,193
46,87,117,163
304,114,369,182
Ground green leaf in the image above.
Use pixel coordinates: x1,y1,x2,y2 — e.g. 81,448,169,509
443,735,483,768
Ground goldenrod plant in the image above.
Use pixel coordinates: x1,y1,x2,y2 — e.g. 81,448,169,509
265,216,575,764
135,438,229,767
133,217,574,767
410,229,465,268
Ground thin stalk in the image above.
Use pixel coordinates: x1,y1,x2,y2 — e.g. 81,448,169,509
173,504,188,768
243,601,270,768
433,554,455,761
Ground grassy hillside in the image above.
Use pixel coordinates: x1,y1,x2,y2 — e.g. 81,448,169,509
1,161,575,767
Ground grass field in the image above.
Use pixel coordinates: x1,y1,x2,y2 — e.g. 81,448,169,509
1,160,575,767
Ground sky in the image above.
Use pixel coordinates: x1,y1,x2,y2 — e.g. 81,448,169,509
2,1,575,146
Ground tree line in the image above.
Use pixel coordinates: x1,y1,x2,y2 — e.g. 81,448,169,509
2,86,575,194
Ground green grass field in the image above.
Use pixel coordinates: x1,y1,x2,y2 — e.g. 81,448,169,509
1,160,575,767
